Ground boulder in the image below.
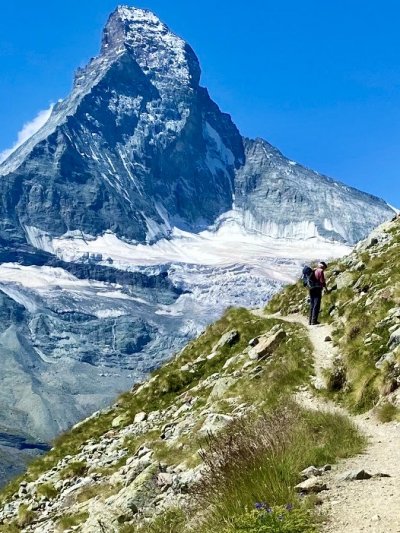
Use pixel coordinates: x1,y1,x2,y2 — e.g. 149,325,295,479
223,355,241,369
336,272,354,290
199,413,234,436
389,328,400,349
214,330,240,350
337,469,372,481
209,377,236,399
295,476,328,493
134,412,147,423
248,330,286,360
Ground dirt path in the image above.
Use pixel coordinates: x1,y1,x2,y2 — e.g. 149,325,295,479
254,309,400,533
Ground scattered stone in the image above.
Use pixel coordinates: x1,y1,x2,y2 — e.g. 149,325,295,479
248,337,259,347
134,412,147,423
156,473,174,487
336,272,354,290
214,330,240,350
389,328,400,348
338,469,372,482
209,377,236,399
248,329,286,360
295,477,328,494
223,355,241,370
300,466,323,480
199,413,234,436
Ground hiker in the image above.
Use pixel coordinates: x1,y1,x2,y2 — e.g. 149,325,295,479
309,261,329,325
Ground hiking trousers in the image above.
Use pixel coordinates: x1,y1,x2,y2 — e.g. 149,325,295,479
309,287,323,325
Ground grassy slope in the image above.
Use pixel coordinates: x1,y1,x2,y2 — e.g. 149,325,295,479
267,216,400,417
0,302,367,531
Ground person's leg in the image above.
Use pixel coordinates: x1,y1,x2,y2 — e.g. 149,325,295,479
314,289,322,324
309,288,322,325
309,290,313,324
310,289,317,324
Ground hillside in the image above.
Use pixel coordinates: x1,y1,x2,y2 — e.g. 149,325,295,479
268,213,400,417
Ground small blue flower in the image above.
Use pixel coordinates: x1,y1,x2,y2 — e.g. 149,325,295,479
286,503,293,511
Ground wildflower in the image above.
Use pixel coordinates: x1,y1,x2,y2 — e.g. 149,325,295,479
254,502,272,512
285,503,293,511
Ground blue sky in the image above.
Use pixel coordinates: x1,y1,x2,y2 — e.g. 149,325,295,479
1,0,399,205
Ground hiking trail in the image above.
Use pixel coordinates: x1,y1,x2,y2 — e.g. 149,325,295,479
254,309,400,533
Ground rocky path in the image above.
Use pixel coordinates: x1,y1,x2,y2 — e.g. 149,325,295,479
254,310,400,533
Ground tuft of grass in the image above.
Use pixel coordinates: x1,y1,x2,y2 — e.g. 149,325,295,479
75,481,121,503
120,508,186,533
375,402,400,423
17,504,36,528
36,482,58,500
59,460,87,479
56,511,89,530
217,506,317,533
194,403,365,532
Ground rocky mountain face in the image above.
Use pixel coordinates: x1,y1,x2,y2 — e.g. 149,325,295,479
0,5,395,487
0,6,244,247
236,138,394,243
0,6,394,247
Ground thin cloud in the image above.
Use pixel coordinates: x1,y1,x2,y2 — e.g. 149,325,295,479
0,104,54,164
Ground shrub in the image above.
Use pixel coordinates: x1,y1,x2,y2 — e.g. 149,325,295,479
376,402,400,423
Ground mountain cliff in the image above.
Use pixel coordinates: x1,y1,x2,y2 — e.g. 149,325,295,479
0,6,394,248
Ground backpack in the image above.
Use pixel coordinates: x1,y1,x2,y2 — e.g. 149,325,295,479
301,265,318,288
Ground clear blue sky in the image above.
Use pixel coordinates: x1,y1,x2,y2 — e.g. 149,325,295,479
1,0,399,206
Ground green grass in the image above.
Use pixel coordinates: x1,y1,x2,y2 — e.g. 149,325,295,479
59,460,87,479
0,523,20,533
56,512,89,530
264,218,400,414
36,482,58,500
231,322,313,408
120,508,186,533
375,402,400,423
17,504,36,528
193,403,365,532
